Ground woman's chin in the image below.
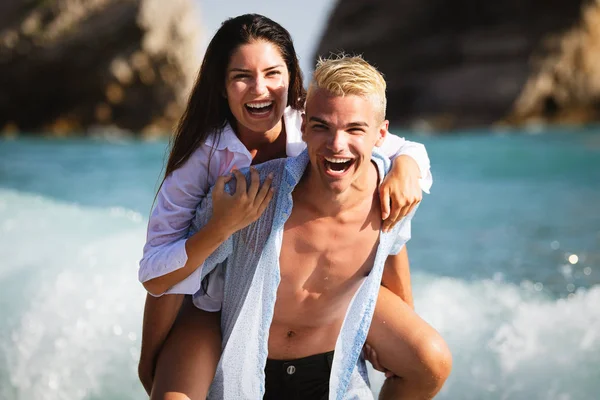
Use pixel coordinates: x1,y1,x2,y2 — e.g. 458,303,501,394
238,111,283,134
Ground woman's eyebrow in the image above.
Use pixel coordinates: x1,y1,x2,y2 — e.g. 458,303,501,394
229,64,285,73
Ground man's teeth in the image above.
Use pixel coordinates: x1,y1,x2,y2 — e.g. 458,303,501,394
246,101,272,108
324,157,351,164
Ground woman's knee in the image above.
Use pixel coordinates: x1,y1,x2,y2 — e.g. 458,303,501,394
414,332,452,390
154,392,192,400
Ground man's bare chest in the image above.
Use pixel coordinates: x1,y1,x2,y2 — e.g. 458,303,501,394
279,219,380,291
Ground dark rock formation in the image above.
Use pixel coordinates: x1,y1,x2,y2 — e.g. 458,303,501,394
0,0,201,136
316,0,600,130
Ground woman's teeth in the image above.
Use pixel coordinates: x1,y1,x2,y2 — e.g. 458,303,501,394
245,101,274,116
246,101,273,109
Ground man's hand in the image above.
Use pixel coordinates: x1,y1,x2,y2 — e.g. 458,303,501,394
379,155,422,232
363,343,394,378
211,167,274,236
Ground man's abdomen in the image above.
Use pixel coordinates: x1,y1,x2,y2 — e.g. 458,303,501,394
267,279,366,359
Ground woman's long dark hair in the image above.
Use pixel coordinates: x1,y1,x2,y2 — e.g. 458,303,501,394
163,14,305,180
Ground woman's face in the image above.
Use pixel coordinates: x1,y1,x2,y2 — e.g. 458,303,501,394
225,40,290,135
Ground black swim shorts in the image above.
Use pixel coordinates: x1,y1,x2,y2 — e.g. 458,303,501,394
264,350,335,400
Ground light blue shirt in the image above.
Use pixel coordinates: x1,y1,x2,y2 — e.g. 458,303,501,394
178,149,414,399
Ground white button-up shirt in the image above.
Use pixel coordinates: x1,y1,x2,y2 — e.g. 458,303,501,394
138,107,432,307
171,150,413,399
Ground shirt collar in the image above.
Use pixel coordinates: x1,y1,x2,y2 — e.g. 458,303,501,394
203,107,303,157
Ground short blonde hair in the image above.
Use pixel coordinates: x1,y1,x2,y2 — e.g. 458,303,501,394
307,54,387,121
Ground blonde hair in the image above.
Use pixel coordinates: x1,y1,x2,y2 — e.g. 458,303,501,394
307,54,387,121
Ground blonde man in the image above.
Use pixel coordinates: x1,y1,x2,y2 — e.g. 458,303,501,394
158,55,451,400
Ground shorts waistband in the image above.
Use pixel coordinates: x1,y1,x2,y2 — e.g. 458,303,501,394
265,350,334,372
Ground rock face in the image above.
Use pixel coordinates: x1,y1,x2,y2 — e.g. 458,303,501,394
0,0,202,136
315,0,600,130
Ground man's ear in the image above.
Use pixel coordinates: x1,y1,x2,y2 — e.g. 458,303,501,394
374,120,389,147
301,113,307,141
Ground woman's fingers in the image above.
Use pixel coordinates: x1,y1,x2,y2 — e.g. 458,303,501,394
383,193,421,232
404,198,420,217
254,173,274,206
232,169,247,198
379,186,391,221
247,167,260,200
213,169,274,225
213,174,233,193
382,197,401,232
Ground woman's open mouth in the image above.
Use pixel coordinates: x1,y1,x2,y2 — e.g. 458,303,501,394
323,156,355,176
244,101,274,117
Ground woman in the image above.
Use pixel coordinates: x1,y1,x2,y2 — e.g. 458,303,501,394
138,14,448,399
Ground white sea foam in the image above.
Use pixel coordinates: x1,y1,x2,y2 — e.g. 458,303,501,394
1,189,598,399
0,189,147,400
370,276,600,400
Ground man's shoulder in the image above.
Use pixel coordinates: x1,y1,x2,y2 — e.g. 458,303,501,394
251,157,288,174
230,158,288,191
371,148,392,179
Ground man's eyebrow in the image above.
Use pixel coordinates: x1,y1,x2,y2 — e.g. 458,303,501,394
308,117,330,125
346,121,369,128
308,118,370,128
229,65,285,73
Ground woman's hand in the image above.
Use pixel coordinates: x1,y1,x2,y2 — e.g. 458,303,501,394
210,167,274,236
379,155,422,232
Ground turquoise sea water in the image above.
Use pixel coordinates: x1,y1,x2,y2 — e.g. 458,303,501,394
0,129,599,399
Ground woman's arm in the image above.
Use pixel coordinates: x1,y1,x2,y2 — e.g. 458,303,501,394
139,145,217,285
377,133,432,193
142,169,274,296
137,153,271,392
138,145,218,393
376,134,433,232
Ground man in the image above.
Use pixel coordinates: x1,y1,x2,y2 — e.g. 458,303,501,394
161,55,451,399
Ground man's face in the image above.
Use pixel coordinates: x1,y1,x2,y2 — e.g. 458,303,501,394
302,88,388,195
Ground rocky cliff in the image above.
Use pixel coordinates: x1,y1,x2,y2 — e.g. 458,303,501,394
0,0,202,137
315,0,600,130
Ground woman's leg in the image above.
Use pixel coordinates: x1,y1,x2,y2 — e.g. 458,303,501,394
366,286,452,400
139,293,184,394
151,296,222,400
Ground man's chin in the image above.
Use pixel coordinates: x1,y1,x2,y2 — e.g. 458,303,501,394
320,176,351,194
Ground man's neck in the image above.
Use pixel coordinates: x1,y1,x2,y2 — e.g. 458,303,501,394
295,161,380,219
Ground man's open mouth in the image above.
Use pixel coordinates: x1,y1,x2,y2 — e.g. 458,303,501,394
323,156,355,174
245,101,274,116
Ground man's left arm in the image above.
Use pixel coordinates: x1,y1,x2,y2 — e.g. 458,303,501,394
382,247,414,309
381,204,417,309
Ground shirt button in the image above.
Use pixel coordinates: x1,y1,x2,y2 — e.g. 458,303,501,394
286,365,296,375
